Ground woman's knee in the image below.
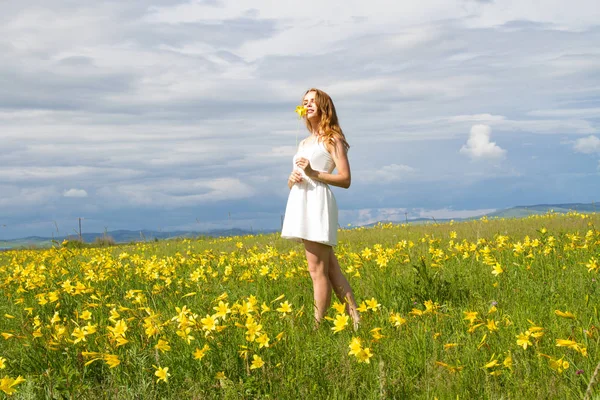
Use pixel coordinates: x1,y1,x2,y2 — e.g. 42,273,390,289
304,240,331,276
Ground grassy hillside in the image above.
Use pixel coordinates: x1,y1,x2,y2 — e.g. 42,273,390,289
0,211,599,398
487,202,600,218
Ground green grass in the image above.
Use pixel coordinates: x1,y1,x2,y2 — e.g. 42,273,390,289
1,212,599,399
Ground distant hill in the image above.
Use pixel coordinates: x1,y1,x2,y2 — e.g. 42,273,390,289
0,228,275,250
1,202,597,251
361,202,599,227
485,202,599,218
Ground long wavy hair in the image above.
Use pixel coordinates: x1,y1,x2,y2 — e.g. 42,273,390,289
302,88,350,154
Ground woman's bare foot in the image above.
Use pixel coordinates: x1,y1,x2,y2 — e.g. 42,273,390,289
347,305,360,331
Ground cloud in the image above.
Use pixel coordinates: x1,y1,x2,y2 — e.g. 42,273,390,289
573,135,600,154
1,1,600,239
460,124,506,160
371,164,416,183
63,188,88,198
527,108,600,118
96,177,255,207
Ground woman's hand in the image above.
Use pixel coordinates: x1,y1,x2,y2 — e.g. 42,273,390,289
288,169,304,189
295,157,316,177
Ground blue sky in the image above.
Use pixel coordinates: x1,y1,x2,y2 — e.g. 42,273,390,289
1,0,600,239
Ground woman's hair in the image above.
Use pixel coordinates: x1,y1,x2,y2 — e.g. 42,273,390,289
302,88,350,154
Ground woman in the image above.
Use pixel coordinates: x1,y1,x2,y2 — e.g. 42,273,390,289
281,88,360,329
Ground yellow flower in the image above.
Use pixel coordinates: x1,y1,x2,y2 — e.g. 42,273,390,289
549,356,569,373
295,105,307,118
193,344,210,360
370,327,384,341
555,338,578,349
153,365,170,383
554,310,576,319
586,257,599,273
516,331,532,349
491,263,503,276
108,319,128,338
213,301,231,320
435,361,464,373
503,352,513,371
463,311,478,325
444,343,458,350
276,301,292,315
270,294,285,303
108,308,120,323
355,347,373,363
71,327,87,344
357,302,368,313
155,339,171,353
1,333,14,340
79,310,92,321
200,315,217,333
467,323,484,334
477,333,487,350
332,302,346,314
366,297,381,311
331,315,349,333
0,375,26,395
104,354,120,368
215,371,226,380
348,337,362,356
256,333,270,348
409,308,424,317
0,358,5,369
244,316,263,342
260,303,271,314
483,356,499,369
389,313,407,328
84,323,97,335
176,327,195,344
250,354,265,369
486,319,499,332
50,312,61,325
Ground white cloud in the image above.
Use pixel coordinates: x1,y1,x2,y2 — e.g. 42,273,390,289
1,0,600,238
373,164,416,183
0,186,60,208
448,114,506,122
63,188,88,198
527,107,600,118
573,135,600,154
460,124,506,160
96,178,255,207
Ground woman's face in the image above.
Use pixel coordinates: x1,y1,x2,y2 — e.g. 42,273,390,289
303,91,319,122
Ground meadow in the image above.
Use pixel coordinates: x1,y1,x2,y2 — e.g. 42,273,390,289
1,212,599,399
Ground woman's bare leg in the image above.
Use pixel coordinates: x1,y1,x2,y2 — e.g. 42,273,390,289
303,240,332,323
328,251,360,330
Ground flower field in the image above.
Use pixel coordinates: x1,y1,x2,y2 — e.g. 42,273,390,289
1,212,599,399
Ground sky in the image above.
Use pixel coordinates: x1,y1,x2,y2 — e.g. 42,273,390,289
1,0,600,239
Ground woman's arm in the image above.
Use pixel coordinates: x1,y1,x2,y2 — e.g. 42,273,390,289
296,139,351,189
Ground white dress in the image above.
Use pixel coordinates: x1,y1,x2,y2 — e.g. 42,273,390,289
281,137,339,246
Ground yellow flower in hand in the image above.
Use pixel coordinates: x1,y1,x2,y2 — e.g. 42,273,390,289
295,105,307,118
